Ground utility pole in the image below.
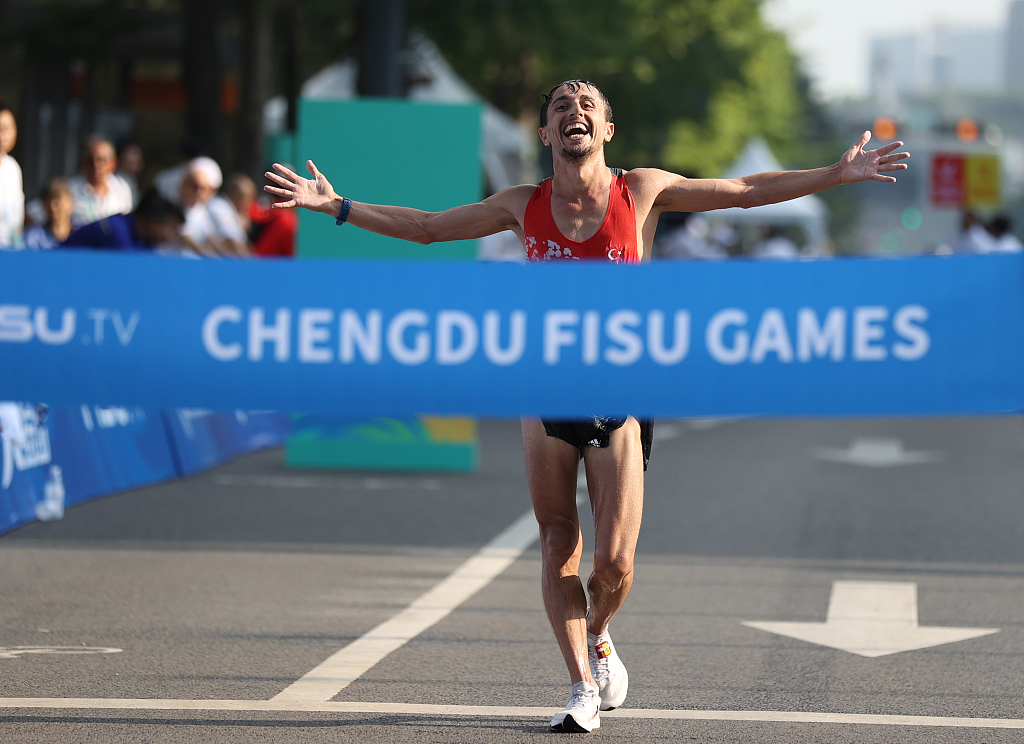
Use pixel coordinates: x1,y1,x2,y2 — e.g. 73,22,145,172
357,0,406,97
283,0,306,135
182,0,222,160
237,0,271,180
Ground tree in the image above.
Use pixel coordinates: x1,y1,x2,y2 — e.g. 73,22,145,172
408,0,811,176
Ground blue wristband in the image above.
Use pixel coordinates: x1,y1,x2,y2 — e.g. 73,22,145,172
335,197,353,225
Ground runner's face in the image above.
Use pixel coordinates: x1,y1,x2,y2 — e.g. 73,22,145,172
540,85,613,163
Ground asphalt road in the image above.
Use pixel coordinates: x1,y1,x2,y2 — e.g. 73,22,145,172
1,416,1023,742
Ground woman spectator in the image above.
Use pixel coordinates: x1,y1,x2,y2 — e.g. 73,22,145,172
24,178,73,249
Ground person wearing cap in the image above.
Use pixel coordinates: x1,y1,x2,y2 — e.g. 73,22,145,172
180,156,250,257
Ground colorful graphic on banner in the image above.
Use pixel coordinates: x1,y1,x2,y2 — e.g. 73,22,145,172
931,154,964,208
931,152,1001,208
964,155,1001,207
1,251,1023,418
286,414,477,471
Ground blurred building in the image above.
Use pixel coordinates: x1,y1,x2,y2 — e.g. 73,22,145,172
871,27,1004,100
1008,1,1024,94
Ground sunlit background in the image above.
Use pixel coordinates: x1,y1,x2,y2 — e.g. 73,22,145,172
1,0,1022,258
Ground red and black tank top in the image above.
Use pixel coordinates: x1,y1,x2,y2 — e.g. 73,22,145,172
523,173,639,264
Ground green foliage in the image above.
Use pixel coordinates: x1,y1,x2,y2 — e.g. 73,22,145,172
408,0,813,176
5,0,174,60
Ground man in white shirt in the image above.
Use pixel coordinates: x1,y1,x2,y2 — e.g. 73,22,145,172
68,136,135,229
0,102,24,248
180,157,249,256
988,216,1024,253
957,212,996,254
753,225,800,259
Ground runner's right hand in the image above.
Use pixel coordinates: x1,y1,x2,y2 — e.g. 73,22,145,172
264,160,341,216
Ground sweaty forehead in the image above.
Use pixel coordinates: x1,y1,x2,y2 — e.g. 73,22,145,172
552,84,599,102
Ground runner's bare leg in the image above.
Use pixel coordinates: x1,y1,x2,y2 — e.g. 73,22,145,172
522,417,594,684
582,417,644,635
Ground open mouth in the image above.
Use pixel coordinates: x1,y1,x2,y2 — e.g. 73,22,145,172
562,121,589,141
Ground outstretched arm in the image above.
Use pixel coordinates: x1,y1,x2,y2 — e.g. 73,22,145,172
645,131,910,214
264,161,526,244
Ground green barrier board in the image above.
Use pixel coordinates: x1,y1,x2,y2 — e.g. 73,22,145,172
295,98,481,260
289,98,482,471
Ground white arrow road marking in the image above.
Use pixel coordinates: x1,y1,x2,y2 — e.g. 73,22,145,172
0,647,122,660
814,438,942,467
744,581,998,657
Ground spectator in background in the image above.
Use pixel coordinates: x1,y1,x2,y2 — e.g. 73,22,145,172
988,215,1023,253
0,101,24,248
154,138,203,204
116,142,145,206
653,213,727,260
63,188,185,251
225,172,296,257
24,178,73,249
69,135,135,229
180,157,249,257
753,225,799,259
224,173,256,234
957,211,995,253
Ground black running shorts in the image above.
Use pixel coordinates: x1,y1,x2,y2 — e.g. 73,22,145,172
541,416,653,471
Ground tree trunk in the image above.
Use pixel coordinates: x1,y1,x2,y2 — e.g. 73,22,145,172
283,0,305,134
182,0,222,161
357,0,406,97
236,0,271,180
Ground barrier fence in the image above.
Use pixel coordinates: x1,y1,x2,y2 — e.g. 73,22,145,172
0,405,289,535
1,250,1022,533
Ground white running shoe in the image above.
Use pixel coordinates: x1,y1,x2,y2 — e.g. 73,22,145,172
549,680,601,733
588,628,628,710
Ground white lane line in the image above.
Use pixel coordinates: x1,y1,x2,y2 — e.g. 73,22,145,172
271,506,541,703
0,647,121,659
2,699,1023,728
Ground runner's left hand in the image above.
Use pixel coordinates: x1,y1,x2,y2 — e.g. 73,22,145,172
838,131,910,184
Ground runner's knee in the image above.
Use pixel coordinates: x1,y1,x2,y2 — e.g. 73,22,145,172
538,517,582,568
592,550,633,589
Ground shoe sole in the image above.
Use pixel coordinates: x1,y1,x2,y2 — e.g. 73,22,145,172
551,713,600,733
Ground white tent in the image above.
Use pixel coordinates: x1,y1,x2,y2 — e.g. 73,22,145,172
264,35,529,195
711,137,829,253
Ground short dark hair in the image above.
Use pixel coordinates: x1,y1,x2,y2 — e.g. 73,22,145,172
134,188,185,225
540,80,613,128
40,177,71,202
990,215,1012,237
0,101,12,116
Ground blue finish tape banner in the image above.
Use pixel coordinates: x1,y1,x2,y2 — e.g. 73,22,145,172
1,250,1022,417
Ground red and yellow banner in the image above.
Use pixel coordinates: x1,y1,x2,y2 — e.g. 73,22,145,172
931,153,1001,209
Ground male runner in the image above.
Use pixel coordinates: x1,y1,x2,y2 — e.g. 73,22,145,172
265,79,909,733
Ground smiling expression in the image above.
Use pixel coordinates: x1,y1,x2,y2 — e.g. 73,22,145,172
539,83,614,164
